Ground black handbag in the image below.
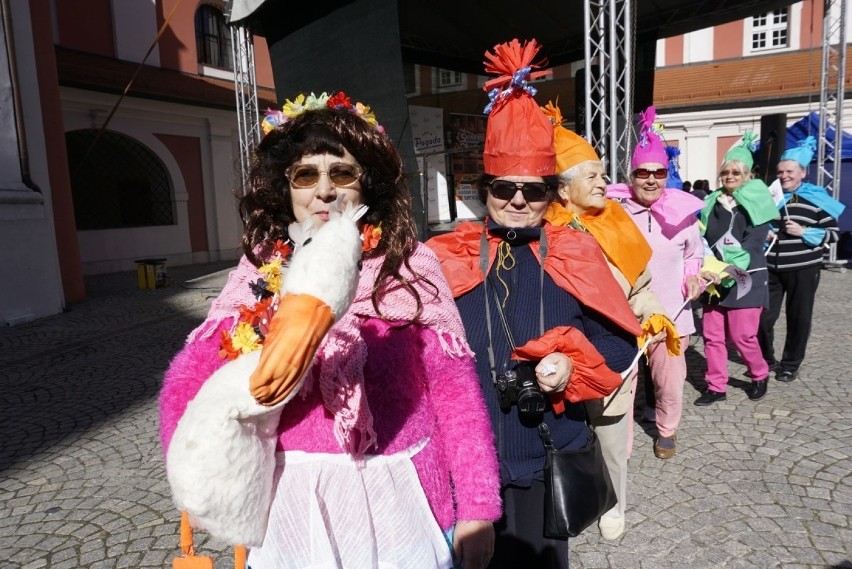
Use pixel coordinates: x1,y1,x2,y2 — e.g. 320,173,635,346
539,423,618,539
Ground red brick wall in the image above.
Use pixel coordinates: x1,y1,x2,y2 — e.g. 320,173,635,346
55,0,115,57
799,0,823,49
714,20,743,60
154,134,209,253
665,35,684,66
156,0,199,73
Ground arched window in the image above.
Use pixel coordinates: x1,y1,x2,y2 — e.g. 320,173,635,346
66,129,175,230
195,4,233,70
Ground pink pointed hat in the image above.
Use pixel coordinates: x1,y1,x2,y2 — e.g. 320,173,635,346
631,106,668,169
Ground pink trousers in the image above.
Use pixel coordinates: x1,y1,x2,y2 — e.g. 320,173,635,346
703,305,768,393
646,336,688,439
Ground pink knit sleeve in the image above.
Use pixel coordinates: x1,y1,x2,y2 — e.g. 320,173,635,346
158,320,232,456
421,329,502,522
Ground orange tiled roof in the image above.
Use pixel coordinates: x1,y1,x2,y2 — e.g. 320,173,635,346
654,47,852,110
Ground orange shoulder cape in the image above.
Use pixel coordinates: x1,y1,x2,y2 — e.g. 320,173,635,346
545,200,652,287
426,222,642,337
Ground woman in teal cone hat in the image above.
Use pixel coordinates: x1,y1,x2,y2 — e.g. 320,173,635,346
695,131,779,406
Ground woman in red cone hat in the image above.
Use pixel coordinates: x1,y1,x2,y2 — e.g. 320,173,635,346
428,39,642,568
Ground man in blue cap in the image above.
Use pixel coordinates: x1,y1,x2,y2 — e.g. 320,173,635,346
758,136,846,382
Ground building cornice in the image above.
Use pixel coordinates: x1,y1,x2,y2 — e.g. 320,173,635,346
55,46,277,111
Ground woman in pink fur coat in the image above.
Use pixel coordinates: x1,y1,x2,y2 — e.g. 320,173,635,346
159,92,501,569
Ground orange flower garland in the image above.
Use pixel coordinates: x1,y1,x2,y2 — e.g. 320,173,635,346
361,223,382,252
218,240,291,360
217,227,382,360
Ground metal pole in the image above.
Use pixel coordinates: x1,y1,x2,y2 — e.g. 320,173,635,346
608,0,618,181
228,19,261,198
817,0,847,266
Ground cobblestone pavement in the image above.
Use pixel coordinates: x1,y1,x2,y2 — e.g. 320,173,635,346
0,262,849,569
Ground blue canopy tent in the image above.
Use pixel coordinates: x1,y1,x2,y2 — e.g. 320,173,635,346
786,111,852,159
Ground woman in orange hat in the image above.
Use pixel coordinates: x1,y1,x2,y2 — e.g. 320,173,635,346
542,101,678,541
429,39,642,568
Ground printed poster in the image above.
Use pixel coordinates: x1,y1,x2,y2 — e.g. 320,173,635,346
409,105,451,223
448,113,487,220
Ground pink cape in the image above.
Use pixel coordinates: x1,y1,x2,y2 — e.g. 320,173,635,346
606,183,705,231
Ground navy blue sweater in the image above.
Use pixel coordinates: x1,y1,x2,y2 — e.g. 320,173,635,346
455,231,637,487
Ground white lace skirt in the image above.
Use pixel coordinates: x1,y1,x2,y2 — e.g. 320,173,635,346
247,440,454,569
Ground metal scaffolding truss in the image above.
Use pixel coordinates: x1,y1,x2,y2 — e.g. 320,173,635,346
816,0,847,265
584,0,634,183
229,20,262,197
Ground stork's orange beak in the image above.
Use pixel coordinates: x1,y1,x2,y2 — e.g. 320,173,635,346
249,293,335,406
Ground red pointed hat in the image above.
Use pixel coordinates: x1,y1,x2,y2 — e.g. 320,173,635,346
482,39,555,176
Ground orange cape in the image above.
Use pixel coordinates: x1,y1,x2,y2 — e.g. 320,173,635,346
426,222,642,338
427,222,641,407
545,200,652,287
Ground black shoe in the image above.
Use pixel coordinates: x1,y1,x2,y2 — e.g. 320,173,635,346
745,380,768,401
694,390,727,406
776,370,798,383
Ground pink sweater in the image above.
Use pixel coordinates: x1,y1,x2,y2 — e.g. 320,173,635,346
159,253,502,531
617,197,704,335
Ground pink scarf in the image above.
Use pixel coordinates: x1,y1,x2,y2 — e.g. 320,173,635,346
606,183,705,233
187,242,470,458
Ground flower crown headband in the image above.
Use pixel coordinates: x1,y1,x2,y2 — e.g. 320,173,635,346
261,91,385,136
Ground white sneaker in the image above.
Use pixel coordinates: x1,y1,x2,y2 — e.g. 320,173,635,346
642,405,656,423
599,515,626,540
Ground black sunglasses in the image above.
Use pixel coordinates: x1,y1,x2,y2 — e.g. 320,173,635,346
488,180,550,202
632,168,668,180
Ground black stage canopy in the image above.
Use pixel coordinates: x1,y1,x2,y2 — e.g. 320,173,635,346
233,0,799,73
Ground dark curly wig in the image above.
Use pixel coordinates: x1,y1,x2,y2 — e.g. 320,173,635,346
238,107,433,319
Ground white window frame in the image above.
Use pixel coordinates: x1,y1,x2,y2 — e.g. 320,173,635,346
437,68,463,88
743,3,802,56
195,3,234,74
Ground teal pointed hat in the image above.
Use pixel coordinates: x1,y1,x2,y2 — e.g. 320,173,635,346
779,135,816,167
723,130,758,169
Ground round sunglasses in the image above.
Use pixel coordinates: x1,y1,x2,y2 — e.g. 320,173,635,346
285,163,362,189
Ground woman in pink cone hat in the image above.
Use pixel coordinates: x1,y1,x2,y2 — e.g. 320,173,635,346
606,106,705,460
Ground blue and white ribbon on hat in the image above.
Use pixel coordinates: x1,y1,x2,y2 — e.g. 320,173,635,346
484,66,538,115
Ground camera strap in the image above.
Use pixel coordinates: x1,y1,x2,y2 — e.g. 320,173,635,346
479,229,547,385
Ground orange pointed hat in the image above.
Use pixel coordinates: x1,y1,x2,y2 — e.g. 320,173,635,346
482,39,554,176
541,100,600,174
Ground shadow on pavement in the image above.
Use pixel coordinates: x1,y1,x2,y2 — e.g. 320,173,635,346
0,261,234,474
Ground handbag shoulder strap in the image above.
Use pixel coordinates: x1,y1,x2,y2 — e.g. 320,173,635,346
538,422,555,450
479,230,546,377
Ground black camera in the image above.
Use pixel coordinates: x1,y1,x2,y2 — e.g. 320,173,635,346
495,361,546,416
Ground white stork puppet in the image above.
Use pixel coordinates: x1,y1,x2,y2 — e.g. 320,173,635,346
166,200,368,547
